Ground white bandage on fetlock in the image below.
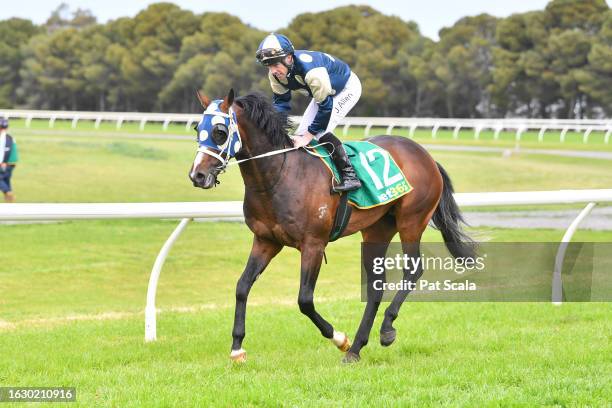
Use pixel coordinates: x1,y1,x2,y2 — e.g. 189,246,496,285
230,348,246,360
332,331,347,347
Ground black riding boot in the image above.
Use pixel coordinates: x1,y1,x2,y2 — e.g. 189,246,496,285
319,132,362,193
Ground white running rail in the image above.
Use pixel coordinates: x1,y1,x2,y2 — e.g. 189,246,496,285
2,108,611,143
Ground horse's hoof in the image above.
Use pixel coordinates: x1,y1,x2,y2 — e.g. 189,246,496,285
342,351,361,364
380,329,396,347
332,331,351,352
230,348,247,363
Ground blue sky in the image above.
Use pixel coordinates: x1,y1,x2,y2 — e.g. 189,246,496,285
4,0,592,40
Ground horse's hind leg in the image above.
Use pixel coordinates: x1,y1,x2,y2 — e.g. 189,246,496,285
344,215,397,363
380,215,428,347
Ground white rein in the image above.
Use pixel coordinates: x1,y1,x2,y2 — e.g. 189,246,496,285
195,106,333,173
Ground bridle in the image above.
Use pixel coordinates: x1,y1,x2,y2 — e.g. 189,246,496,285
193,105,334,184
195,106,243,172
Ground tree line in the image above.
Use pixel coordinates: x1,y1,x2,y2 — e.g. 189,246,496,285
0,0,610,118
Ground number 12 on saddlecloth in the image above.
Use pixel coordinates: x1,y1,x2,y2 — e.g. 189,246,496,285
359,148,404,190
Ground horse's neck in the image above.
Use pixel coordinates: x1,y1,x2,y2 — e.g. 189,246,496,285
238,136,292,193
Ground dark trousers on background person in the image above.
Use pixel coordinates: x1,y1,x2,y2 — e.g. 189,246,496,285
0,165,15,202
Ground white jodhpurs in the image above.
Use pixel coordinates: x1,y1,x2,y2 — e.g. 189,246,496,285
295,71,362,139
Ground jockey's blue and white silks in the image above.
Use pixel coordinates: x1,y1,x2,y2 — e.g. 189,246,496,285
195,100,242,163
269,50,352,135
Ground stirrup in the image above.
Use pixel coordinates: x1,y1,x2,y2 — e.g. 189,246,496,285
332,176,362,193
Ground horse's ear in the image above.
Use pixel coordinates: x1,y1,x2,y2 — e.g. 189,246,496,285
220,88,235,112
196,89,211,109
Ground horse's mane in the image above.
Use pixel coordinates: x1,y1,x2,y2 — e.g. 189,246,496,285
234,93,293,148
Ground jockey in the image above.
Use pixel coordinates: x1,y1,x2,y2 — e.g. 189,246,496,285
256,33,362,192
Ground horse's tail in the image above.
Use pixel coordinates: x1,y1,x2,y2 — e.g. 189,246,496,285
431,162,477,259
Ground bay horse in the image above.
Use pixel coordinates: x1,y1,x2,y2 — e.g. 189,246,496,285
189,89,474,363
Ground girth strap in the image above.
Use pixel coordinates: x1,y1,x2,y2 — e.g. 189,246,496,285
329,192,352,242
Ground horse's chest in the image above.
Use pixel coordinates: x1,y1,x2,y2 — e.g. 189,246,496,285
244,198,304,246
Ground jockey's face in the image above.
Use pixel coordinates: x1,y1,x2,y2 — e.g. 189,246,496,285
268,55,292,81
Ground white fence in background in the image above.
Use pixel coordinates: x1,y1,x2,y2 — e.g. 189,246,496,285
1,108,611,143
2,188,612,340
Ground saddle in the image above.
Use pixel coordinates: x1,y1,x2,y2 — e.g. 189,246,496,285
306,140,413,242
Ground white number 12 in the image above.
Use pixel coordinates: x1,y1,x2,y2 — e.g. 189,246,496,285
358,148,403,190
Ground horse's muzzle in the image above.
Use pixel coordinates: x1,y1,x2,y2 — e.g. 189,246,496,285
191,171,217,189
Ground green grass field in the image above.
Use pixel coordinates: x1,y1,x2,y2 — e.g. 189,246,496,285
1,222,611,406
1,124,611,406
6,127,612,204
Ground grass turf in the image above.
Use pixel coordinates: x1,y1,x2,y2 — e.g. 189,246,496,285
3,220,611,321
1,123,611,406
1,221,611,406
6,130,612,204
1,301,610,407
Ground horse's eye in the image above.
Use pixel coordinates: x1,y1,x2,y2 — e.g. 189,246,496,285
212,124,229,145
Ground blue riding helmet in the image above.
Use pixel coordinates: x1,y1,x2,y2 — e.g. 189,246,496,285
0,117,8,128
256,33,294,66
195,100,241,159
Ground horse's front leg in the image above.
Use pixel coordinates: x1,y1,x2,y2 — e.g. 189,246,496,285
298,241,351,353
231,236,282,362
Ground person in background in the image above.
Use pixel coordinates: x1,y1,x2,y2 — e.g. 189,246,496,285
0,117,19,202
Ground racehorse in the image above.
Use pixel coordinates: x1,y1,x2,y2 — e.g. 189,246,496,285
189,89,474,363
